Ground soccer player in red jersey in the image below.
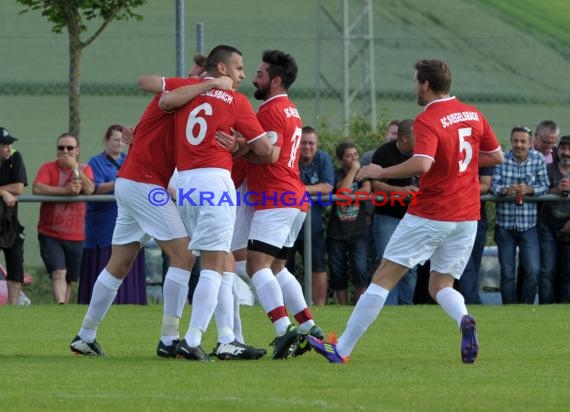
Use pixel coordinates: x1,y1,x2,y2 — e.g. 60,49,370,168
70,70,232,357
309,59,504,364
162,45,273,361
220,50,325,359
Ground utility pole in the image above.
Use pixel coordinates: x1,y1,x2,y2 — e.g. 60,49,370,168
316,0,376,135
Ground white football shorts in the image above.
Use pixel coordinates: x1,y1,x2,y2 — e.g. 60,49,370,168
248,208,306,249
112,177,188,245
177,168,236,254
383,213,477,279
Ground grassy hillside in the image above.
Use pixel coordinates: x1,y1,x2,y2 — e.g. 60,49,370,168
480,0,570,55
1,0,570,268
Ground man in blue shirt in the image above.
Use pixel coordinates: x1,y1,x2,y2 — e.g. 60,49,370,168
287,126,334,305
491,125,549,304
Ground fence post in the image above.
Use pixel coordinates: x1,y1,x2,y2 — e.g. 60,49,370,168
303,207,313,305
175,0,185,77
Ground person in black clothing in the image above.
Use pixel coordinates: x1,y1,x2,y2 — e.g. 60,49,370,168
0,127,28,305
327,142,371,304
370,119,419,305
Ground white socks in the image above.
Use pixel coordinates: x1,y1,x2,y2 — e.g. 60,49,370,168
214,272,237,344
232,274,244,343
185,270,221,347
161,267,191,345
78,269,123,343
337,283,389,358
435,287,468,328
251,268,290,335
275,268,314,333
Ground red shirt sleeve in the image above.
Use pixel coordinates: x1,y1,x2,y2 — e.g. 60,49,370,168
234,95,266,142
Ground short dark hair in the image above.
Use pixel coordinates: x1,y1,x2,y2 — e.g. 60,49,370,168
397,119,414,140
205,45,242,73
511,125,532,138
57,132,79,146
104,124,124,141
262,49,298,90
302,126,317,136
335,141,357,160
414,59,452,94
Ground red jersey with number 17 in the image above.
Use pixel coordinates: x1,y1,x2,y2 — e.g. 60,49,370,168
119,77,193,187
174,78,265,172
409,96,501,221
246,94,307,211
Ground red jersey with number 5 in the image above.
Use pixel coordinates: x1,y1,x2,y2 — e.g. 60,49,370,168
246,94,307,211
410,96,501,221
174,78,265,172
119,77,194,187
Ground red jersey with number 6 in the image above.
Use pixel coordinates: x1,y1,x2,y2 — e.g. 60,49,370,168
119,77,193,187
246,94,307,211
410,96,501,221
174,78,265,172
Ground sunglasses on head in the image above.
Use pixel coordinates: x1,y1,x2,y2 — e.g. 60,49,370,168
57,145,76,151
511,125,532,136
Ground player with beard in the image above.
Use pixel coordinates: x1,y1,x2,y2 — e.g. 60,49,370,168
219,50,324,359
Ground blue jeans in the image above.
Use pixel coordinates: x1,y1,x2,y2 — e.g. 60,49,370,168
494,225,539,304
327,235,370,290
457,219,487,304
559,242,570,303
373,214,417,305
538,222,558,304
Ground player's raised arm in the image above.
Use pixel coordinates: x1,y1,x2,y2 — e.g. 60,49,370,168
159,76,234,111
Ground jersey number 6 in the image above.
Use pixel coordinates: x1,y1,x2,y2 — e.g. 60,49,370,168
185,103,212,145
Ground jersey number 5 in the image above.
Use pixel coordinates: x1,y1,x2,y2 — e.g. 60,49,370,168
185,103,212,145
458,127,473,173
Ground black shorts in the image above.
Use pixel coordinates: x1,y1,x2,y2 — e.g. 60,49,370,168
38,234,83,283
1,233,24,283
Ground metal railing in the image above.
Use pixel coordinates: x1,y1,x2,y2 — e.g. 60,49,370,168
16,193,570,304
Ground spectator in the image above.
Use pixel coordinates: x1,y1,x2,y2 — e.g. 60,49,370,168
360,120,400,167
516,120,559,301
371,118,419,305
537,135,570,303
533,120,559,165
360,120,400,285
491,125,548,304
327,142,371,304
78,124,147,305
455,168,493,304
33,133,94,304
287,126,334,305
0,127,28,305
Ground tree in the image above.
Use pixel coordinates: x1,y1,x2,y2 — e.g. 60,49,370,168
17,0,146,137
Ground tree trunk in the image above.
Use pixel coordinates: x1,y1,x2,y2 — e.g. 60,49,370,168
68,32,82,137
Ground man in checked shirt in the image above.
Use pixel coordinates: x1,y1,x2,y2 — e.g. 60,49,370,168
491,125,549,304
